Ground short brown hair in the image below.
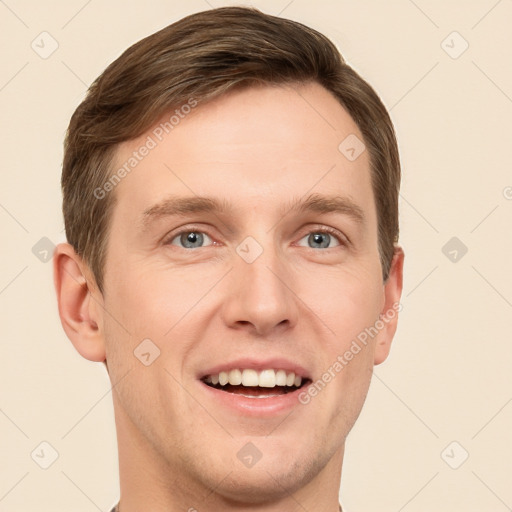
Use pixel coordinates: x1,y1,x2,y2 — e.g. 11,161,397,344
62,6,400,292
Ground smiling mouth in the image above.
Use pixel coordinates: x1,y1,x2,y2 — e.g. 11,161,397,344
201,368,310,398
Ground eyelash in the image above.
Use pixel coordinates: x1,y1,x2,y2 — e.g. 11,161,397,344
163,224,349,249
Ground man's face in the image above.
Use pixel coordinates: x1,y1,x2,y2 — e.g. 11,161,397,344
97,82,401,502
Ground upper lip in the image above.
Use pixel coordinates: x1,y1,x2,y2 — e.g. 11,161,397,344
199,358,311,380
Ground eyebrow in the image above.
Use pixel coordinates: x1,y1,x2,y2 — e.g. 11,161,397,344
141,192,365,227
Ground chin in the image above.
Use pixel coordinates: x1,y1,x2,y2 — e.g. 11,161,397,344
191,447,323,506
214,468,310,505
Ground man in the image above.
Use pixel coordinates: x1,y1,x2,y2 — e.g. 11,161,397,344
54,6,404,511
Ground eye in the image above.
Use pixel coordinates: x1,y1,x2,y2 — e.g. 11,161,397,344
296,228,345,249
167,230,214,249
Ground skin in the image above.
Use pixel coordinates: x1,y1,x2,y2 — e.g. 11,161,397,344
54,81,404,512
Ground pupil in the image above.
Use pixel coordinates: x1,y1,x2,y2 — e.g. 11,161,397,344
181,232,203,248
311,233,329,248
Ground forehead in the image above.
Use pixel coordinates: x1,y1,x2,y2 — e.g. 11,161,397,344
109,82,375,224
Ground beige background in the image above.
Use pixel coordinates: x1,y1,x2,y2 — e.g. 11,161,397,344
1,0,511,510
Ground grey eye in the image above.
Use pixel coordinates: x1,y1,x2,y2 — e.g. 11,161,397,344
297,231,341,249
170,231,213,248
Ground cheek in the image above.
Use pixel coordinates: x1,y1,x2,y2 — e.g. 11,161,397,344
104,258,206,338
101,259,220,393
298,265,382,412
300,266,383,349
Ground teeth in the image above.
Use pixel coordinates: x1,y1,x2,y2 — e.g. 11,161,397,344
275,370,287,386
228,369,242,385
241,369,259,386
258,369,276,388
205,368,304,388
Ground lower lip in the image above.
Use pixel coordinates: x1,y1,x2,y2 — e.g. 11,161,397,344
200,381,305,417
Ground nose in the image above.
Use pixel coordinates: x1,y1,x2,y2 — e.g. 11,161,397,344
220,239,300,337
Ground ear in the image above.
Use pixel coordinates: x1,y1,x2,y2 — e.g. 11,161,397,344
374,245,404,365
53,243,106,362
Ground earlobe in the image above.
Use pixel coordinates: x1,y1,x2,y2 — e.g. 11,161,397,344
374,245,404,365
53,243,106,362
